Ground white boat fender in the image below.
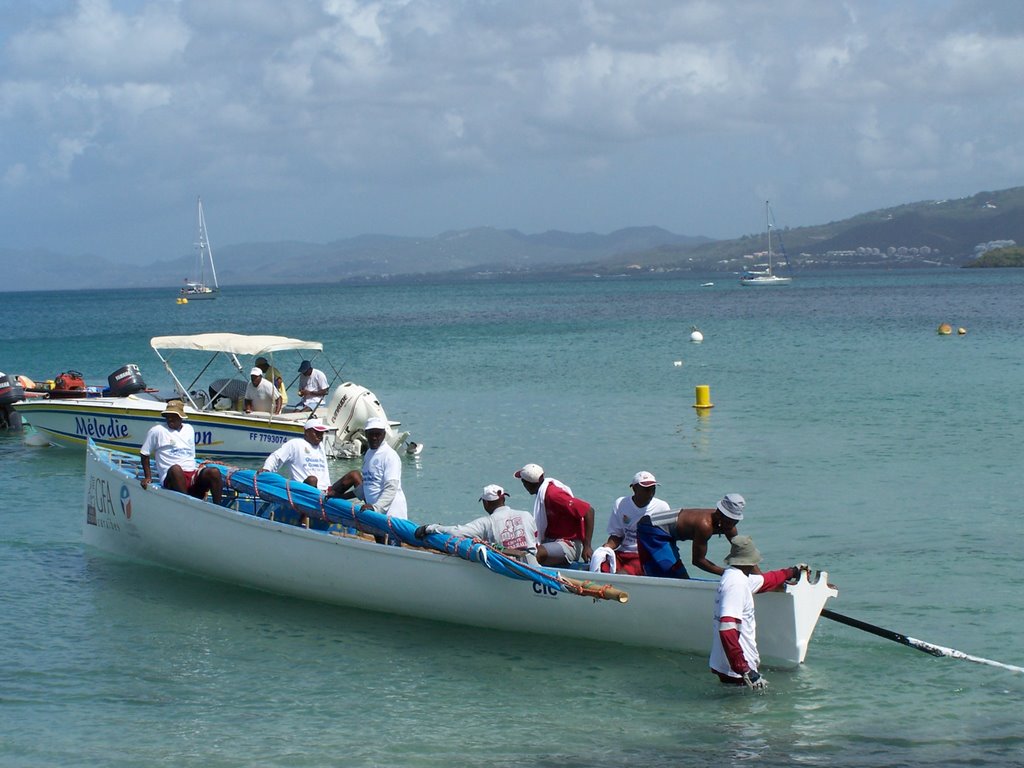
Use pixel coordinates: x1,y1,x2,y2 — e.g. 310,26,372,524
690,326,704,343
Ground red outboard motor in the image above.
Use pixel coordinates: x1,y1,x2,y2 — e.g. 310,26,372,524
49,370,87,398
107,364,147,397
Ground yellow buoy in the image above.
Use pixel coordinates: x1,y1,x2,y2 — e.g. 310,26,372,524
937,323,952,335
693,384,713,409
177,297,188,305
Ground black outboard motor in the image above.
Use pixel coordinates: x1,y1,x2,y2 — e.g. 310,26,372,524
107,364,147,397
0,372,25,406
0,371,25,430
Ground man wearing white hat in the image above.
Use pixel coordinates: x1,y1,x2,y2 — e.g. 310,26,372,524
595,471,673,576
636,493,745,578
414,484,540,564
262,418,335,489
333,417,407,524
243,367,281,414
710,535,810,689
514,463,594,567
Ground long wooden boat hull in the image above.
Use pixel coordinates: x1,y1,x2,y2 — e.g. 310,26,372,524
84,443,837,667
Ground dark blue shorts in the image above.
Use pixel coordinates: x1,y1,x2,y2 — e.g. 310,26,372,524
636,516,690,579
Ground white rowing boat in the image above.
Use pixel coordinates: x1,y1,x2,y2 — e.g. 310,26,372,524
84,442,838,666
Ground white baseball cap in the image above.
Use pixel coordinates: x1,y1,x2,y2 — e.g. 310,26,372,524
249,367,263,377
514,463,544,483
303,418,329,432
364,417,388,432
479,484,509,502
631,470,658,487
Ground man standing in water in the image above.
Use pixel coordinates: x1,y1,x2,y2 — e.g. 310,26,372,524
140,400,222,504
710,535,809,689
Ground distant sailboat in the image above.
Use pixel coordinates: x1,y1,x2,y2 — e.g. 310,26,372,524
740,201,792,286
179,197,219,300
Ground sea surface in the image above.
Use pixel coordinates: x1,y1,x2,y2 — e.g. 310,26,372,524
2,270,1023,767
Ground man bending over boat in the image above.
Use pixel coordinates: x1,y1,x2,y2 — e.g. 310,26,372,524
262,418,351,524
140,400,222,504
710,535,809,689
635,493,745,578
514,463,594,567
592,471,672,576
414,484,541,564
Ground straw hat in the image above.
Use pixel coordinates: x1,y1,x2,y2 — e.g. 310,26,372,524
161,400,187,420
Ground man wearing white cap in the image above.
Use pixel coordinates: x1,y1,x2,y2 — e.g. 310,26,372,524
262,418,334,489
596,471,672,576
333,417,407,524
243,367,281,415
636,493,745,578
414,485,540,564
514,463,594,567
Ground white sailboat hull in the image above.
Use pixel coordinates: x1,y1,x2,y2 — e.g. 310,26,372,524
84,443,837,667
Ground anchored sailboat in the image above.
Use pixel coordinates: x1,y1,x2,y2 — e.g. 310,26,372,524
740,200,792,286
179,197,220,300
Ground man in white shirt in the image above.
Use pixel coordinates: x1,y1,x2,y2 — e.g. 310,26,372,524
332,417,407,543
262,418,333,488
139,400,222,503
596,470,672,575
296,360,329,411
244,367,281,414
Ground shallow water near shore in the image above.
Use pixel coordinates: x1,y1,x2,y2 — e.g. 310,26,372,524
2,269,1024,767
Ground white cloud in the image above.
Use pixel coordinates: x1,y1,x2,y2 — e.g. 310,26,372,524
0,0,1023,258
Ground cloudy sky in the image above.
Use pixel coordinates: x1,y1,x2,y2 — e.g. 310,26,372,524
2,0,1023,265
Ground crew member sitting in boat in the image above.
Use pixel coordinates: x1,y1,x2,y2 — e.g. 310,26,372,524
295,360,329,411
254,356,288,409
139,400,222,504
261,417,348,526
635,493,745,578
331,417,408,542
514,463,594,568
414,484,541,564
592,471,672,576
244,367,282,414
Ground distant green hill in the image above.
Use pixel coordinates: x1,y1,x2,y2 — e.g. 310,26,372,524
964,246,1024,268
596,187,1024,274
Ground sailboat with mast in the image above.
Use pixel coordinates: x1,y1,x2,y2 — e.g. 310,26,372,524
740,200,792,286
179,197,220,300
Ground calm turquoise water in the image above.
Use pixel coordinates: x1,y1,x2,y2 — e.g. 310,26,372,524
2,270,1024,767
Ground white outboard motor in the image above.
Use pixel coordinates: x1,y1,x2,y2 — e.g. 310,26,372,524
320,382,408,458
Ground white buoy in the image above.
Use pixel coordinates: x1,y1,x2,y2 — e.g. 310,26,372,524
673,360,683,367
690,326,704,343
24,430,51,448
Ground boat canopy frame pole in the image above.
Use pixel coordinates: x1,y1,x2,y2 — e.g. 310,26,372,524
154,349,201,410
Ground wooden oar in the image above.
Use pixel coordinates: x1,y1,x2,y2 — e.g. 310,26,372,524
822,608,1024,673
